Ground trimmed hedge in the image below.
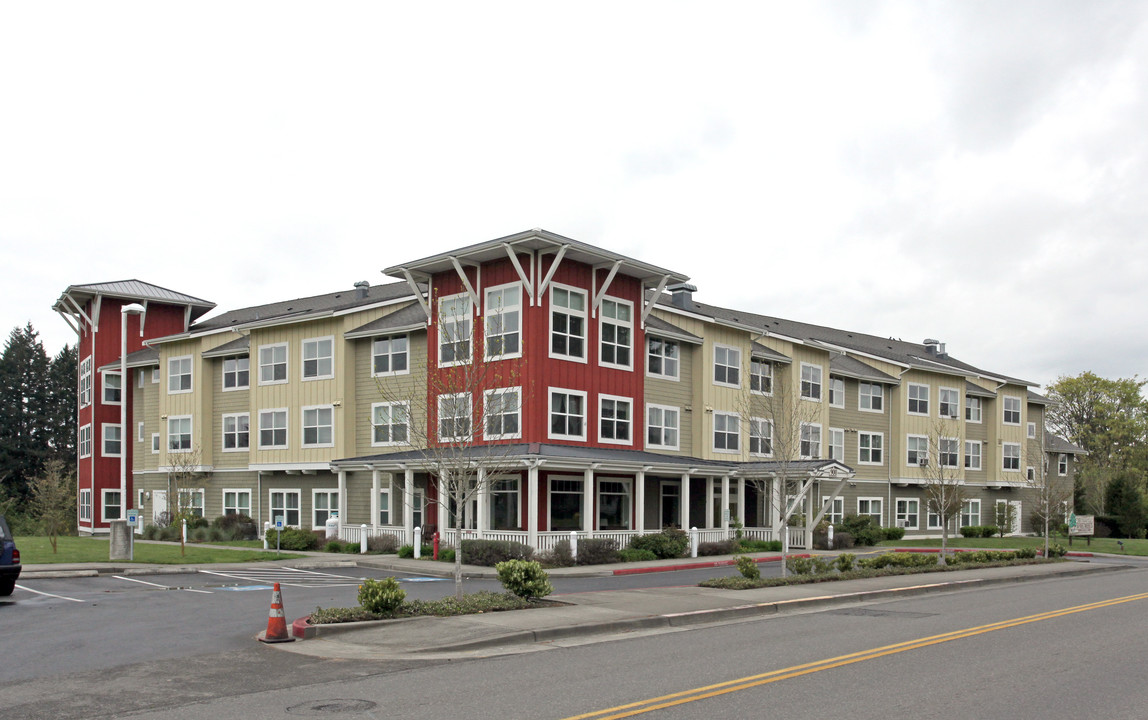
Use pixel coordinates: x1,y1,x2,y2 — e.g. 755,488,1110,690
576,538,619,565
698,540,739,556
628,528,689,559
960,525,999,538
265,528,320,551
460,539,534,567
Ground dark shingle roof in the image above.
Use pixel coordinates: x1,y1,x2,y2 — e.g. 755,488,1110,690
201,335,251,358
345,302,429,339
829,355,898,384
644,314,702,344
966,381,998,399
98,347,159,372
750,341,792,364
1045,432,1087,455
191,281,418,333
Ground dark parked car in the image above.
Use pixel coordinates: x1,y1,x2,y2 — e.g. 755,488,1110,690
0,514,20,596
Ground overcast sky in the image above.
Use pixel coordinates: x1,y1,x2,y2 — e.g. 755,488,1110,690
2,1,1145,390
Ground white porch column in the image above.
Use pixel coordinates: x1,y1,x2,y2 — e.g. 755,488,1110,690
527,463,539,549
737,478,746,527
770,478,782,529
370,468,380,531
436,471,448,533
337,470,347,531
582,468,594,532
680,473,691,529
720,475,730,533
705,477,714,529
806,479,816,528
387,473,395,525
404,468,415,542
476,467,488,537
635,469,646,532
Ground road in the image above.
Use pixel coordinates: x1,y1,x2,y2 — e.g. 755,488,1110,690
4,562,1147,719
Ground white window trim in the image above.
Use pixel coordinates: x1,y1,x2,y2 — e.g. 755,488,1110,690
749,416,773,458
371,401,411,447
484,282,523,361
168,355,193,395
1058,453,1068,476
895,497,920,530
859,382,884,413
151,433,160,454
101,370,122,406
858,431,884,466
151,367,160,384
437,392,473,443
800,362,823,402
750,359,773,396
484,387,523,441
258,343,289,386
965,440,983,471
857,497,883,524
966,396,983,423
713,344,741,390
101,489,124,523
906,433,929,467
597,393,634,446
1027,422,1037,439
79,488,92,522
597,476,632,530
487,476,521,531
938,386,960,419
1003,395,1022,425
221,412,251,453
598,296,634,371
258,408,289,450
821,496,844,525
301,404,336,448
645,403,681,451
646,337,680,381
547,475,585,530
222,488,252,516
137,368,145,388
371,334,411,377
79,423,93,458
713,411,741,455
800,421,822,459
79,357,93,408
548,283,588,364
301,336,335,381
378,486,392,525
829,377,845,408
102,423,122,458
939,436,960,469
907,382,930,416
1002,442,1022,472
221,356,250,392
548,387,588,441
167,415,193,454
137,421,145,443
311,488,340,529
828,427,845,462
269,488,302,528
438,292,474,368
962,499,982,528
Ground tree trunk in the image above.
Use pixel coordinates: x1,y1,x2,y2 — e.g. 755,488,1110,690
454,484,464,601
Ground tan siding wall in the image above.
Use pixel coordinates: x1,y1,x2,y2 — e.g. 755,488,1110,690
828,377,890,481
643,334,694,456
352,330,428,456
211,354,253,470
133,367,161,472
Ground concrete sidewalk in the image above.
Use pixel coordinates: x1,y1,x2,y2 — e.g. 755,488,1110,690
280,560,1122,661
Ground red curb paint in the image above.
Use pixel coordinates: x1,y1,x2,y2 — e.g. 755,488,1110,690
612,554,811,576
291,616,312,639
1065,552,1093,557
893,548,974,554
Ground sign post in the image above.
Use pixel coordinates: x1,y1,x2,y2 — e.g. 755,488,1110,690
274,516,284,557
126,509,139,561
1068,513,1094,546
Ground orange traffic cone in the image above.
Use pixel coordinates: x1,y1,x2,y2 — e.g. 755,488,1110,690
258,582,295,643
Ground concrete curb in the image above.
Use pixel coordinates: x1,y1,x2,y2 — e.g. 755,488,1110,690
611,554,809,576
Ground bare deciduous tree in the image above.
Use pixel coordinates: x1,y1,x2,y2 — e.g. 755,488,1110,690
1025,439,1070,557
921,420,967,564
166,445,209,555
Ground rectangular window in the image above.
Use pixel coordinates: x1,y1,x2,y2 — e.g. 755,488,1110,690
859,382,883,412
439,294,473,366
102,490,122,521
437,393,472,442
484,387,522,440
646,404,680,450
647,338,680,379
485,284,522,359
79,488,92,522
829,377,845,408
896,498,919,529
713,412,740,453
151,367,160,383
410,489,425,529
822,496,844,525
167,416,192,453
222,356,249,390
1003,396,1022,425
302,337,334,380
966,396,982,422
1027,466,1036,481
103,371,122,404
599,298,633,369
940,437,960,468
168,356,192,394
598,479,631,530
859,432,883,465
801,363,822,401
599,395,632,445
313,490,339,528
270,490,301,527
550,285,586,361
489,478,520,530
549,478,584,530
138,421,145,442
965,440,982,470
800,422,822,459
927,510,943,530
750,360,773,395
828,427,845,461
378,488,391,525
79,424,93,458
102,424,122,457
906,435,928,467
1058,454,1068,476
961,499,981,527
178,488,204,518
151,433,160,454
713,345,740,388
372,402,410,446
858,498,882,524
222,413,250,451
258,344,288,385
302,406,334,447
258,409,288,449
80,357,93,407
138,368,146,388
1027,422,1037,439
908,383,929,415
372,335,409,376
549,388,586,440
939,387,959,418
223,489,251,516
749,417,772,457
1002,442,1021,471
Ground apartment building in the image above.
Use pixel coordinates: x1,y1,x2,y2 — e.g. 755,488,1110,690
55,229,1083,546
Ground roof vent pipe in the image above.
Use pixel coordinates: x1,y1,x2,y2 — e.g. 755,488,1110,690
354,281,370,299
667,282,698,309
923,338,940,354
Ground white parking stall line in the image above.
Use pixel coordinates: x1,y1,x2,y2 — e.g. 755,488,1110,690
113,575,214,594
15,585,84,602
198,568,363,589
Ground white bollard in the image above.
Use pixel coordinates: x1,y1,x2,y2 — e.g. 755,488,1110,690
361,524,368,554
182,518,187,543
690,526,699,558
263,521,270,549
414,526,422,559
827,524,835,551
570,531,578,561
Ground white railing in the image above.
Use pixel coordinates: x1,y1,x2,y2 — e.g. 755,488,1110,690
339,525,407,545
740,527,774,542
787,526,808,549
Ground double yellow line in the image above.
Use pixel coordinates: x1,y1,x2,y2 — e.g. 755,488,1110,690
563,591,1148,720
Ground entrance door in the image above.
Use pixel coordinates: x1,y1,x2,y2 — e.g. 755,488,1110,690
153,491,167,525
660,482,680,528
1010,501,1022,534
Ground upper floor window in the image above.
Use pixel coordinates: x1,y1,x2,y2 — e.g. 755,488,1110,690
258,344,288,385
168,416,193,452
713,345,740,388
222,413,250,451
549,388,586,440
750,360,772,395
859,432,883,465
801,363,822,401
800,422,822,458
484,387,522,440
1058,454,1068,476
939,387,959,418
828,377,845,407
599,395,632,445
599,298,633,370
828,427,845,461
372,335,409,376
168,356,192,394
302,337,334,380
102,424,122,457
859,382,883,412
302,406,334,447
1002,442,1021,470
103,371,122,404
749,417,772,457
485,284,521,360
646,404,679,450
906,435,928,466
966,396,982,423
438,393,472,442
647,338,679,379
79,357,93,407
1027,422,1037,439
1003,396,1022,425
438,294,473,366
965,440,982,470
550,285,587,361
939,437,960,468
713,412,740,453
258,409,288,449
371,402,410,446
908,383,929,415
79,424,93,458
222,356,249,390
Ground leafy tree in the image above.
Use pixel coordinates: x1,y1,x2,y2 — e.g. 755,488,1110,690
0,324,53,505
29,458,76,552
1104,469,1146,539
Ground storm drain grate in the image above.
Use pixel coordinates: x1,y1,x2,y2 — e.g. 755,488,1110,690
286,699,379,715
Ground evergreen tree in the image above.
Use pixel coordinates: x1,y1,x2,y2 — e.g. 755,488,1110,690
0,324,53,506
46,344,77,465
1104,469,1147,539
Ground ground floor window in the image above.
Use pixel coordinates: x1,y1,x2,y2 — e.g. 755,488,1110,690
961,499,981,527
714,484,740,527
379,488,390,525
821,496,844,525
223,489,251,516
178,489,204,518
599,479,631,530
270,490,301,527
313,490,339,528
895,498,919,530
660,482,680,528
79,489,92,522
857,497,882,525
102,490,122,521
549,478,584,530
490,478,521,530
411,489,425,529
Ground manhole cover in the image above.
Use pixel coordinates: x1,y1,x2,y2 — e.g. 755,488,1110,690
286,699,379,715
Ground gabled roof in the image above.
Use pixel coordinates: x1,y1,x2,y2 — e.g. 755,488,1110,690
966,381,998,399
201,335,250,359
345,302,429,340
750,341,792,364
1045,432,1087,456
829,354,898,384
644,314,702,345
54,280,215,321
98,347,159,372
1027,390,1050,406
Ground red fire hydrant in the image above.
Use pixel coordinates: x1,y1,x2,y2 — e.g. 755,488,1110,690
433,532,440,560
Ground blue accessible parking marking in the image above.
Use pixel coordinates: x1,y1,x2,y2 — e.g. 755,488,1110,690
399,577,447,583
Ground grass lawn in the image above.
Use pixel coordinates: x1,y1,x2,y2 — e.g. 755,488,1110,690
882,535,1148,556
16,535,305,564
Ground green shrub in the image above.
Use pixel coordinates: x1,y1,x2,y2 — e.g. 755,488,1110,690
207,527,225,542
786,556,815,575
366,534,399,554
1014,547,1037,559
882,526,906,541
496,560,553,599
830,532,854,549
1046,543,1067,558
398,544,414,558
836,515,886,546
812,556,833,574
358,577,405,613
323,540,343,553
834,553,856,572
738,539,783,552
576,538,619,565
187,516,209,530
266,528,320,551
461,539,534,566
438,548,455,563
190,527,209,542
735,555,760,579
629,527,689,559
211,514,258,540
618,548,658,562
859,552,938,569
542,540,575,567
698,539,739,556
141,524,160,540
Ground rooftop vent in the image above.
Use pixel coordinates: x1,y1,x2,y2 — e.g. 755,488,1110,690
923,338,947,357
667,282,697,309
354,281,370,299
